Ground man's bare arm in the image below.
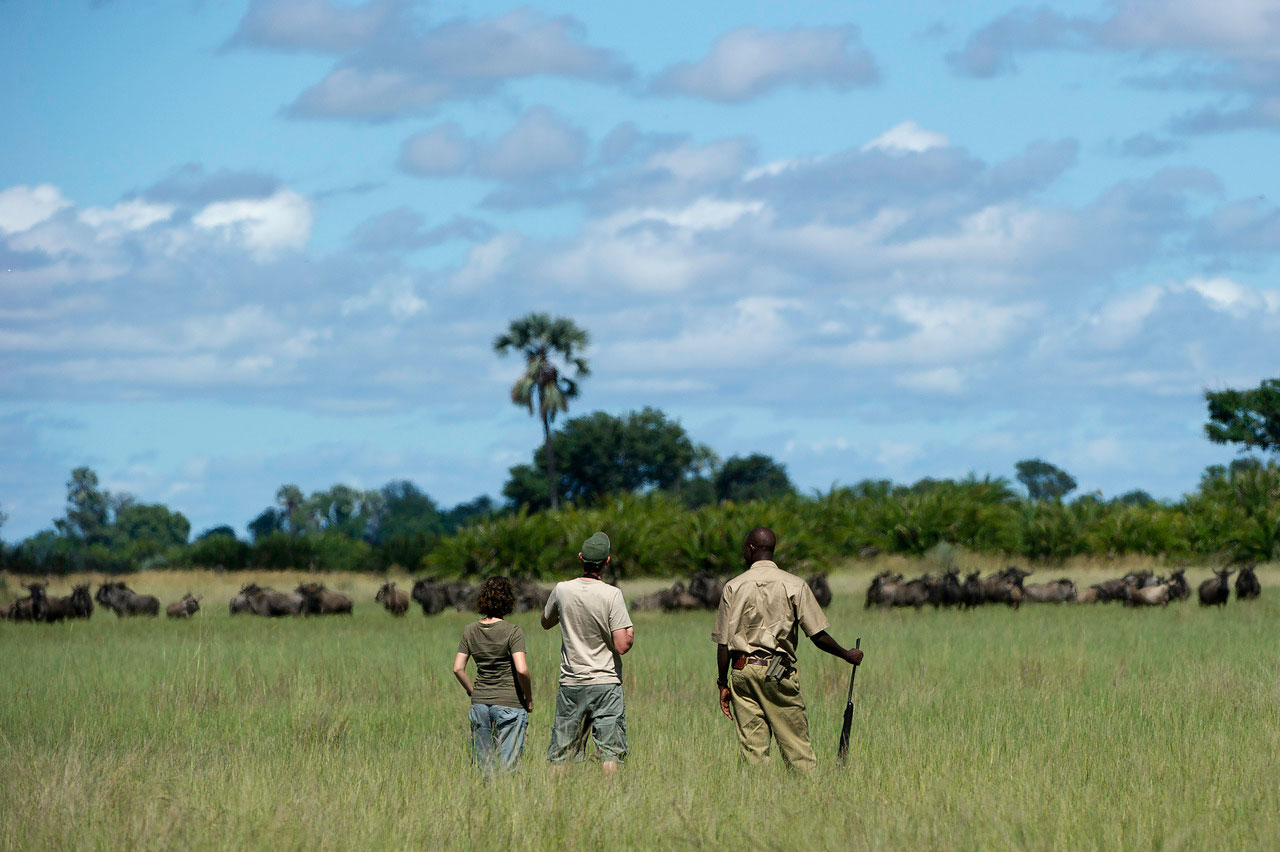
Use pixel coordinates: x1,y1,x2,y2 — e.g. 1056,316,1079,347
810,630,863,665
610,626,634,655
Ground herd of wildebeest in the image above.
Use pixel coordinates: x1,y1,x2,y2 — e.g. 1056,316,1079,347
0,564,1263,624
865,564,1263,609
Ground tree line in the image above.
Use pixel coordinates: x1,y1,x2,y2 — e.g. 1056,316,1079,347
2,312,1277,576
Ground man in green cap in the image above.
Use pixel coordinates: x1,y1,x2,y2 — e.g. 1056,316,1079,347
712,526,863,770
541,531,634,775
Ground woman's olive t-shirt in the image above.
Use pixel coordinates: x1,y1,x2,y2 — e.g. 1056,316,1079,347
458,620,526,708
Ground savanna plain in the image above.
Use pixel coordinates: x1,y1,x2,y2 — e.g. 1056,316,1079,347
1,561,1276,851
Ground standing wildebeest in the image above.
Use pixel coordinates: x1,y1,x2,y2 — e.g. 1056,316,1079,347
1074,586,1100,604
806,572,833,608
411,578,447,616
1167,569,1191,602
513,579,551,613
96,582,160,617
166,594,201,619
1023,578,1076,604
960,571,985,609
865,572,895,609
930,569,963,608
632,581,702,611
375,582,410,616
1235,564,1261,600
982,567,1029,608
239,584,304,617
1198,569,1233,607
4,582,49,622
43,584,94,622
687,572,725,609
295,583,353,615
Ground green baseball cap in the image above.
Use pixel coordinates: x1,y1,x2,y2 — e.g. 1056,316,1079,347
581,531,611,562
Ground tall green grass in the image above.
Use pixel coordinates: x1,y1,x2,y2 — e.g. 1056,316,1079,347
1,567,1277,850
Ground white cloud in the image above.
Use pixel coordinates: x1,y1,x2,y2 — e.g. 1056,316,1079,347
0,184,71,234
652,25,878,102
862,120,950,153
896,366,967,395
341,276,427,320
192,189,313,257
81,199,175,233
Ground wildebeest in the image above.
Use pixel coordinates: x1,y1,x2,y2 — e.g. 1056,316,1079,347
866,573,930,609
632,581,702,611
3,582,49,622
443,581,477,612
43,584,94,622
411,578,448,616
1023,578,1076,604
239,584,304,617
1074,586,1100,604
295,582,353,615
229,589,252,615
1198,569,1233,607
375,582,410,616
1167,569,1191,602
1235,564,1261,600
166,594,201,619
687,572,724,609
95,582,160,617
982,567,1029,608
1092,578,1132,604
960,571,985,609
513,579,551,613
1128,582,1174,607
806,572,833,608
929,569,963,608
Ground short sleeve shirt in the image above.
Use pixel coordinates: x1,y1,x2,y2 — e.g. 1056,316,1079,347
543,578,633,685
457,620,526,708
711,561,829,662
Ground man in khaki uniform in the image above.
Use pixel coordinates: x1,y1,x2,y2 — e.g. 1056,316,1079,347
712,527,863,770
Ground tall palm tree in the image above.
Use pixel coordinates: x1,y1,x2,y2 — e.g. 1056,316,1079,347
494,313,590,510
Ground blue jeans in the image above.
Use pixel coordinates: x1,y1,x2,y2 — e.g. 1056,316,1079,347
468,704,528,773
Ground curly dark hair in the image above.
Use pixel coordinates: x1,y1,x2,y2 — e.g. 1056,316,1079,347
476,577,516,618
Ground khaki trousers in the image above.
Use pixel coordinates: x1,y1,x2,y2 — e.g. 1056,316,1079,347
729,663,816,771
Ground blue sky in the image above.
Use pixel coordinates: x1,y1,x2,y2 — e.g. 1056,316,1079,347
4,0,1280,540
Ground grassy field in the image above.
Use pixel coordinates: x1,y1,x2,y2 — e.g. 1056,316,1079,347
1,562,1277,850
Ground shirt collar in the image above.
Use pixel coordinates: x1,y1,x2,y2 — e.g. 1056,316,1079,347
748,560,778,571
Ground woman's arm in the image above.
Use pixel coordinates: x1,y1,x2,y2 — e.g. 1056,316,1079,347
511,650,533,711
452,652,473,696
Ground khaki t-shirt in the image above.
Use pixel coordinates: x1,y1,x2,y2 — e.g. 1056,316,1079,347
544,578,633,685
457,620,526,708
711,560,829,662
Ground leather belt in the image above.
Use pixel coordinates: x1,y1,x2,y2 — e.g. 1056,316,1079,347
731,652,773,669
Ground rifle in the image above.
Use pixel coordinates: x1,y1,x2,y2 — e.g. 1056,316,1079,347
836,637,861,765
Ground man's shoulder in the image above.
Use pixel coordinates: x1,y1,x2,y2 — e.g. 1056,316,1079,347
727,561,803,589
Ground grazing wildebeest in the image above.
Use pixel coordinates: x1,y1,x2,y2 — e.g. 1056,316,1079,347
295,582,353,615
411,578,448,616
1128,582,1175,607
4,582,49,622
229,588,253,615
806,572,833,608
166,594,201,619
1198,569,1233,607
1023,578,1076,603
96,582,160,617
513,579,551,613
1235,564,1261,600
375,582,410,616
43,584,94,622
240,584,304,617
443,581,477,612
687,572,724,609
1167,569,1191,602
1093,578,1131,603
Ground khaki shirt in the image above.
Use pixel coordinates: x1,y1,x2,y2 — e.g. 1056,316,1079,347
711,560,829,662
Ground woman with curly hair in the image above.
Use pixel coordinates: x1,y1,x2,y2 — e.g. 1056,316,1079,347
452,576,533,774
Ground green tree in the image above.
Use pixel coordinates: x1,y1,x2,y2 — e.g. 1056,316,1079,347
1205,378,1280,453
275,484,305,535
197,525,238,541
247,508,282,542
502,408,704,509
1015,458,1077,501
494,313,590,510
54,467,111,544
714,454,794,503
113,503,190,549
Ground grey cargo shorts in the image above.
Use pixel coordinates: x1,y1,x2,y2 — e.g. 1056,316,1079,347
547,683,627,764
